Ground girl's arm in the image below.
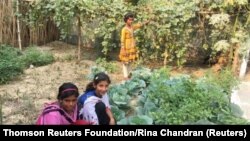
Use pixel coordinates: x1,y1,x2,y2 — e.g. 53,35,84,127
102,94,115,125
133,20,150,30
42,112,61,125
106,108,115,125
133,23,142,30
120,28,126,48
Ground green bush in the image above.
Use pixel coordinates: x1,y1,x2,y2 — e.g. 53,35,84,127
0,45,54,84
205,68,240,96
95,58,117,73
21,47,54,67
0,45,24,84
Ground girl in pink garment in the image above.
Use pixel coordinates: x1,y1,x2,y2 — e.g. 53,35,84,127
36,82,80,125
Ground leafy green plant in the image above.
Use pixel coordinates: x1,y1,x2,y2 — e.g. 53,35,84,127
95,58,117,73
216,110,249,125
22,0,250,67
128,115,153,125
108,67,247,125
117,115,153,125
123,78,146,96
21,47,54,67
0,45,24,84
111,105,125,121
146,68,245,124
111,89,131,108
204,68,239,96
87,66,106,80
117,118,129,125
189,119,215,125
130,67,152,83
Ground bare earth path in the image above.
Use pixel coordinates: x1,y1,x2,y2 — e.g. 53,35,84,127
236,69,250,121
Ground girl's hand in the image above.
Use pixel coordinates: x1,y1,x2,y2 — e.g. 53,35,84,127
109,118,116,125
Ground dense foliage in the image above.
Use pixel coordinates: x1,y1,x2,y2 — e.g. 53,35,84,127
21,0,250,66
0,45,54,84
0,45,24,84
21,47,54,67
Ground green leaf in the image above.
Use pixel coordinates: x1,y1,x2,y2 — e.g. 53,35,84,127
230,103,244,117
117,118,129,125
111,105,125,121
128,115,153,125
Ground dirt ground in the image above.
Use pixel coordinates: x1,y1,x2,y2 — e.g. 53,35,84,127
0,41,249,124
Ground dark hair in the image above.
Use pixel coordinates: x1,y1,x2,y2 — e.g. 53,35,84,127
124,12,134,22
85,72,111,92
58,82,79,100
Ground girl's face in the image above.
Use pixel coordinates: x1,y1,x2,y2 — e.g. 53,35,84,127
94,80,110,97
60,95,77,114
126,17,134,26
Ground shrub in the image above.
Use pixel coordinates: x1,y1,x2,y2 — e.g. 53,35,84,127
0,45,24,84
21,47,54,67
95,58,117,73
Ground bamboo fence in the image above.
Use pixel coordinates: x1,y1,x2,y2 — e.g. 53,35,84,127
0,0,59,48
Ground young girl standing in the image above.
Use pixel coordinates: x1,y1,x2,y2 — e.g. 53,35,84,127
78,72,115,125
119,12,149,79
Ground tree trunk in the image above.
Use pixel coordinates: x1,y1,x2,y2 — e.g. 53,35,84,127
232,43,240,75
239,39,250,78
77,16,82,61
163,50,168,67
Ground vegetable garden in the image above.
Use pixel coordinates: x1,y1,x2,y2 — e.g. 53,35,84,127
0,0,250,124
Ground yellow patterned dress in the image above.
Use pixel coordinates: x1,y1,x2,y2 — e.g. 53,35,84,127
119,23,142,63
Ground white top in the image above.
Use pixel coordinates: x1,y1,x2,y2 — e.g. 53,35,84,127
79,94,110,125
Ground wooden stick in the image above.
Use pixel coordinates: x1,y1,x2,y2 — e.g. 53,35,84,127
77,15,82,61
16,0,22,50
